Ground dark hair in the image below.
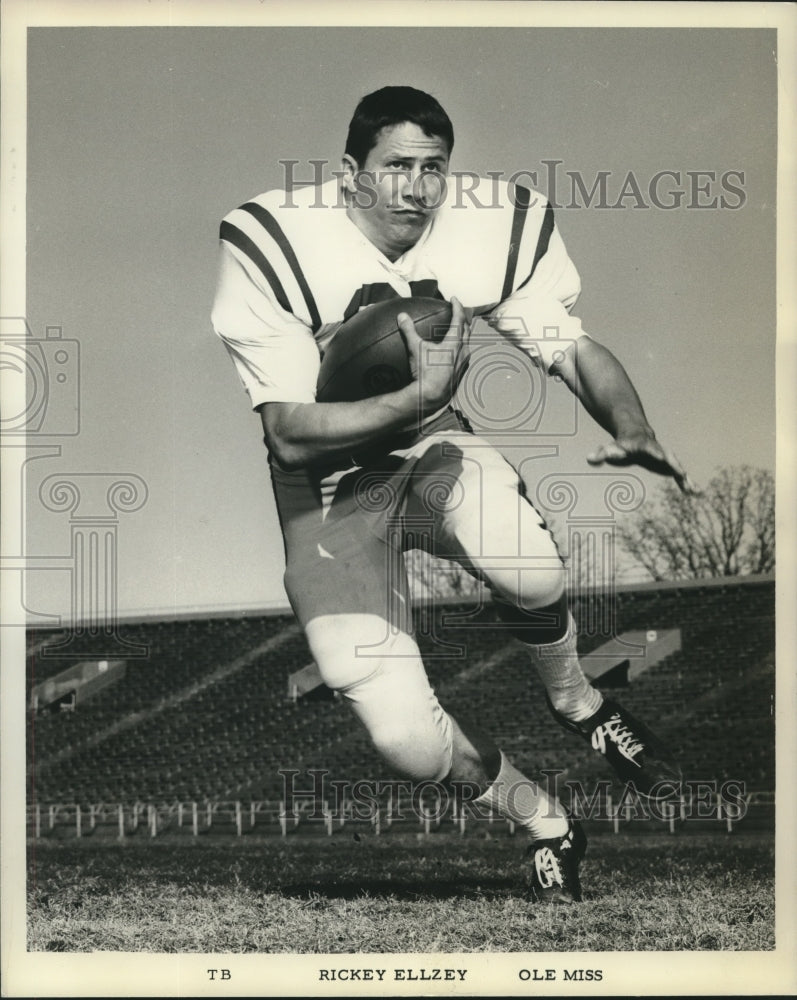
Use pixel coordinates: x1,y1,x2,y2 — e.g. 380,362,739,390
344,86,454,166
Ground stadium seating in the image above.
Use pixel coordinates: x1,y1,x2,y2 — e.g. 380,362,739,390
28,577,775,807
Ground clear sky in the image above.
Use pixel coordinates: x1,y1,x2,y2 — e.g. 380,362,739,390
22,24,776,619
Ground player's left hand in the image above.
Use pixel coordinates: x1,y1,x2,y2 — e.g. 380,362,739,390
398,296,471,413
587,433,701,495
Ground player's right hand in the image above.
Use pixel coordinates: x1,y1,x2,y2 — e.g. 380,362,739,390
397,297,471,414
587,433,701,496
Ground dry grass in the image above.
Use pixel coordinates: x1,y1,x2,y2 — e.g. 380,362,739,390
27,829,774,953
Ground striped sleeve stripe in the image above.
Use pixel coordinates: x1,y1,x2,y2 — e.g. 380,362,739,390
500,183,531,301
241,202,322,332
517,201,555,291
219,220,293,316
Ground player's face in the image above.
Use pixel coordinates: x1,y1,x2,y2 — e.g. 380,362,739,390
343,122,450,261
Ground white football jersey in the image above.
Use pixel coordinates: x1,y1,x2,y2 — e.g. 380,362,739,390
211,176,587,408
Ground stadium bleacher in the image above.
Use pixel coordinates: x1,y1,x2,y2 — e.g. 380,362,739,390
27,576,775,810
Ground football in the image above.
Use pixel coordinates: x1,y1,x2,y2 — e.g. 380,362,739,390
316,297,453,403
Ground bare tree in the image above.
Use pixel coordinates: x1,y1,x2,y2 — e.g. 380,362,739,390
616,465,775,581
404,548,483,601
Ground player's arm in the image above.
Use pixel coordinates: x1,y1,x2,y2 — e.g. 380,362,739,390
259,393,420,472
550,336,697,494
212,236,467,470
488,212,696,494
259,301,469,470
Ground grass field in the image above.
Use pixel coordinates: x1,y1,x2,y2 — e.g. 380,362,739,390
27,829,774,953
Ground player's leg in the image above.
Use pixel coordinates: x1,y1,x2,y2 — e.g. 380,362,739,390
404,433,600,721
449,713,586,902
305,613,583,894
276,465,454,780
304,612,453,780
277,463,584,894
405,431,680,799
305,614,573,833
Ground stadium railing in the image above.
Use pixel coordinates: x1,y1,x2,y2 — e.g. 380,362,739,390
27,788,774,841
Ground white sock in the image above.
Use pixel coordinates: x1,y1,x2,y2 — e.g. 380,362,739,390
474,753,569,842
532,612,603,723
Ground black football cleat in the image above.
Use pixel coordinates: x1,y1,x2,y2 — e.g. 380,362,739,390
547,694,682,800
527,821,587,904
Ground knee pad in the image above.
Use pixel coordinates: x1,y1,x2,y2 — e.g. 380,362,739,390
305,616,454,781
494,590,570,645
368,710,453,783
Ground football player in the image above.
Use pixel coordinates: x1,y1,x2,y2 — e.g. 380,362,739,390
212,86,695,903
